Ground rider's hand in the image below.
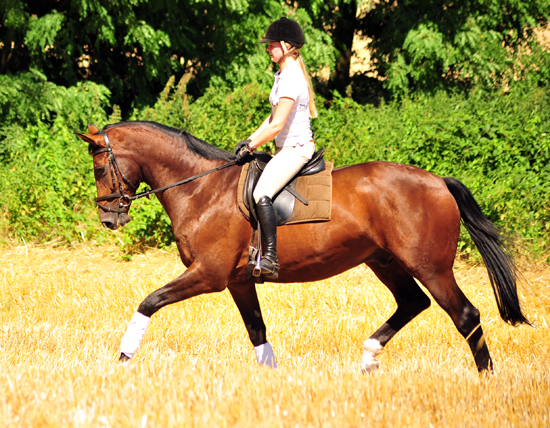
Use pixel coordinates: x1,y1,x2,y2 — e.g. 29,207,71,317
234,139,254,164
234,139,252,153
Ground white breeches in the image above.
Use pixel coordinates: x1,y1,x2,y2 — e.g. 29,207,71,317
253,142,315,204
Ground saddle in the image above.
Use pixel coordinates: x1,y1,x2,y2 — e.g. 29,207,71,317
238,148,331,226
237,148,332,284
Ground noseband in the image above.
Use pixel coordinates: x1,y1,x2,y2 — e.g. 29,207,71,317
91,129,237,214
91,130,138,214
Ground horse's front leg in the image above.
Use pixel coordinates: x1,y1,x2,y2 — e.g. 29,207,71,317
228,283,277,368
119,263,226,362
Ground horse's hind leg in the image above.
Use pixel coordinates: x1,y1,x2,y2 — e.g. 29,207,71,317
362,261,432,372
419,269,493,372
228,283,277,368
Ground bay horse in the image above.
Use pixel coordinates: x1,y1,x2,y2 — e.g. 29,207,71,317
75,121,529,373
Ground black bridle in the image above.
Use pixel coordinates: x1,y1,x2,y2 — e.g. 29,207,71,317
91,130,237,214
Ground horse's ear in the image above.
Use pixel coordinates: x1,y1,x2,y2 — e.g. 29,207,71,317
74,131,105,147
88,124,100,134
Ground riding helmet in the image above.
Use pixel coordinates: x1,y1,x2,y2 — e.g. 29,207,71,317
260,17,305,48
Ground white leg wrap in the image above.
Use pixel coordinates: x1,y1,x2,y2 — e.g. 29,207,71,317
361,338,383,373
120,312,150,359
254,342,278,368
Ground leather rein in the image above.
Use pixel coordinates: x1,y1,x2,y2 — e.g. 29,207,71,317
91,130,237,214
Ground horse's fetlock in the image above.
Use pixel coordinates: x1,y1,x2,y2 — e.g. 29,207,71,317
458,305,482,337
247,327,267,347
137,299,159,317
462,305,481,324
361,338,383,373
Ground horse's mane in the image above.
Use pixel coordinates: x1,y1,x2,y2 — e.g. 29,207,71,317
103,121,236,162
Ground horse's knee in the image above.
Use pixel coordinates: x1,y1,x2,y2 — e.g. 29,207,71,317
137,280,227,317
416,291,431,312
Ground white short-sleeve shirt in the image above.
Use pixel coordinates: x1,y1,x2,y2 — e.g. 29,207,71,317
269,61,313,147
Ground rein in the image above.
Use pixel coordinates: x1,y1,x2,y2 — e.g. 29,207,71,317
92,130,237,213
129,160,237,201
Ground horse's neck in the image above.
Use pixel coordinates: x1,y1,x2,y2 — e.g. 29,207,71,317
132,132,237,217
136,135,214,190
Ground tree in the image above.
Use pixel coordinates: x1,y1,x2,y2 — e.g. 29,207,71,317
1,0,336,114
360,0,550,98
292,0,362,95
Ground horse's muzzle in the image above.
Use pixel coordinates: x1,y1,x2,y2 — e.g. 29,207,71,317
99,211,132,230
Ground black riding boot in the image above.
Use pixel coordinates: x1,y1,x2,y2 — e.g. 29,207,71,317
256,196,280,279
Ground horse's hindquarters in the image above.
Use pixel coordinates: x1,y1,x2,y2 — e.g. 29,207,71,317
274,162,461,283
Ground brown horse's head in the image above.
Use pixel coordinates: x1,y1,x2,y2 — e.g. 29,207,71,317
75,124,139,230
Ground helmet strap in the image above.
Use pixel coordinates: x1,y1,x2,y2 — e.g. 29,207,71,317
277,41,298,66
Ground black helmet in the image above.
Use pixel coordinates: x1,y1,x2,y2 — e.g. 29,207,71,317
260,17,305,48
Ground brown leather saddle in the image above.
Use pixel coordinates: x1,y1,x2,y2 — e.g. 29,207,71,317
243,147,326,226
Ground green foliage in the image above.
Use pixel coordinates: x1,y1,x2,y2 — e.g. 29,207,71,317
25,11,65,56
135,74,272,149
291,0,361,94
1,77,548,259
0,70,110,132
0,74,112,243
312,89,550,255
0,0,337,113
1,120,99,242
361,0,550,98
3,1,549,104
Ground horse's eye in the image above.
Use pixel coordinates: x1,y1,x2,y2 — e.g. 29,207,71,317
94,166,107,179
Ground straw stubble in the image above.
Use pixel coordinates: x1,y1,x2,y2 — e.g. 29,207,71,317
0,245,548,427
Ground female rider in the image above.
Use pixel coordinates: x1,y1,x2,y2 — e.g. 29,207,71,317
235,17,318,279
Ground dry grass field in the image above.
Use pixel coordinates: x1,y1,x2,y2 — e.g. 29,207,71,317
0,243,549,427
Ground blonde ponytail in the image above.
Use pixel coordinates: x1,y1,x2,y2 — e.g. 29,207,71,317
282,42,318,119
297,55,318,119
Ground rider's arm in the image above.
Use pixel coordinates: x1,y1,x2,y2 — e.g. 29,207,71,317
249,97,295,150
248,115,272,141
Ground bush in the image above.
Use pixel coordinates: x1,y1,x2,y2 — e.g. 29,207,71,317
313,89,550,256
1,74,548,261
0,73,112,243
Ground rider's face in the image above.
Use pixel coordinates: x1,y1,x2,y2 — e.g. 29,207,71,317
266,42,284,63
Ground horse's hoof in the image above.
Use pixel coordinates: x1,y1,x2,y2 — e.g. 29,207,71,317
119,353,131,363
361,360,380,374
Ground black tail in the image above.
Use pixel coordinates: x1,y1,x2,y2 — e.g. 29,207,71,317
443,177,529,326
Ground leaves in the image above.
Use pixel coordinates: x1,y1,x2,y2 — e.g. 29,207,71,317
361,0,550,98
1,1,549,255
24,11,65,55
1,0,338,112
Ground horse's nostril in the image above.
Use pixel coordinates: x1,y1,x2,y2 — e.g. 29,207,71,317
99,212,119,230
